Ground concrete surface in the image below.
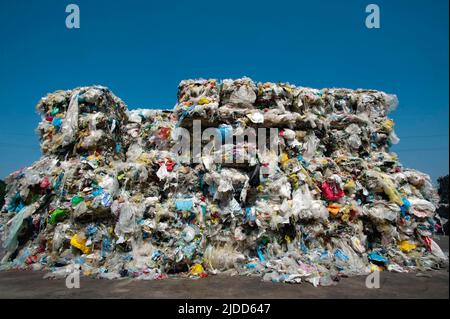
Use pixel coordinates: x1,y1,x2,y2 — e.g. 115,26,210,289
0,236,448,299
0,268,448,299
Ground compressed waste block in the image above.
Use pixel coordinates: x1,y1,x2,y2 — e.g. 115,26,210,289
0,78,447,286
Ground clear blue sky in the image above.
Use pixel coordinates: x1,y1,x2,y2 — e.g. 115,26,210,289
0,0,448,182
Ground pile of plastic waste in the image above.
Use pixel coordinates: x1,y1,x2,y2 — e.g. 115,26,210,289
0,78,447,285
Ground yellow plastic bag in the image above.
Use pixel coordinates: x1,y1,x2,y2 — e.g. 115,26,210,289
399,240,416,253
280,153,289,166
190,263,204,275
70,234,91,254
370,264,384,272
198,97,210,105
380,176,403,206
344,179,355,192
382,119,395,132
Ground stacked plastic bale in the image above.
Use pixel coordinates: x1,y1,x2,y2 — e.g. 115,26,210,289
172,77,447,284
119,107,208,277
174,79,220,126
36,86,127,157
1,87,130,275
0,79,447,285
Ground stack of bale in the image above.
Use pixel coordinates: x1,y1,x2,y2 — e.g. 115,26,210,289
0,78,446,285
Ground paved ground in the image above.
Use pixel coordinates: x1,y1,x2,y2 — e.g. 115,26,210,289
0,268,448,299
0,236,448,299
